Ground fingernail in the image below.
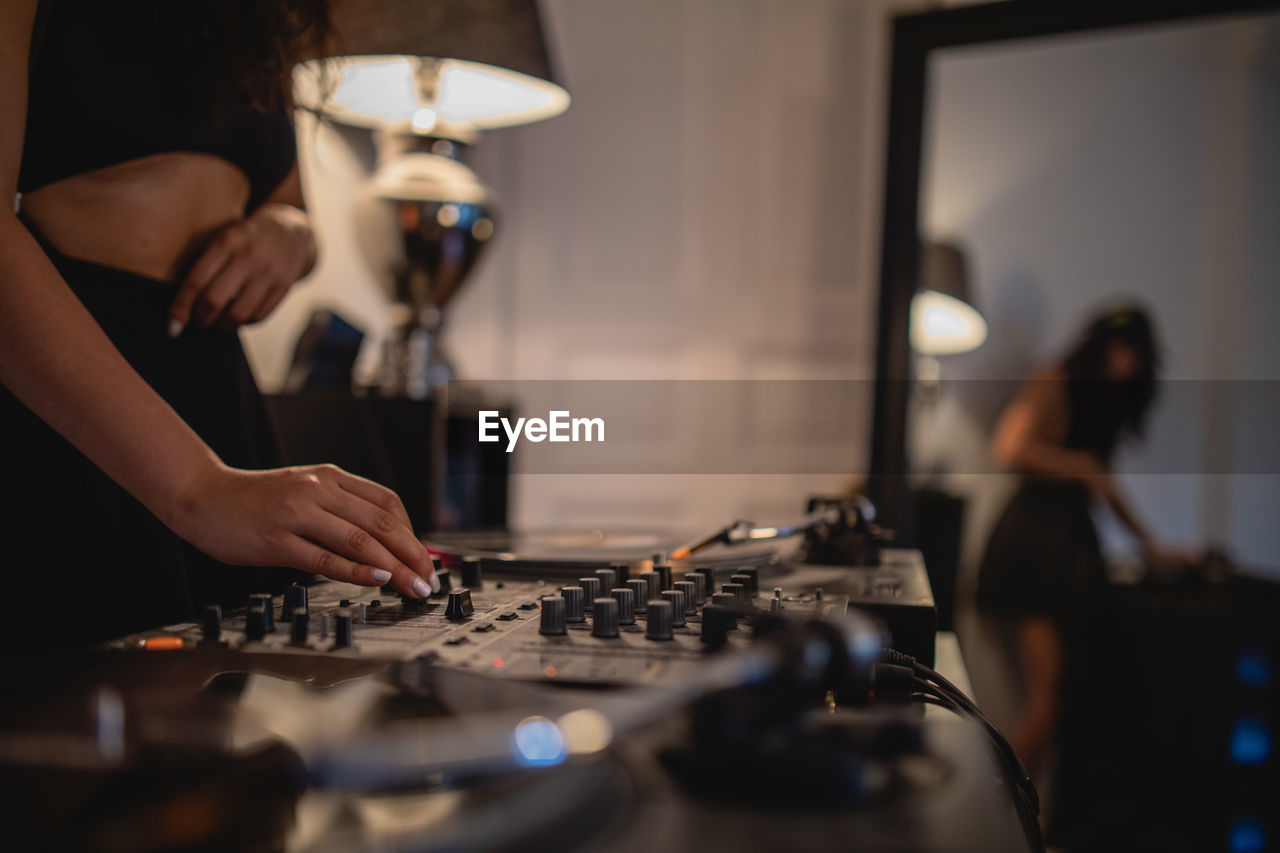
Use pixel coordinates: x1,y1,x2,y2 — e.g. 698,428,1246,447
412,577,431,598
429,573,442,594
372,568,392,583
167,319,184,338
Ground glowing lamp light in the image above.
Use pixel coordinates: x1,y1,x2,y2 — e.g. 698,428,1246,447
910,242,988,356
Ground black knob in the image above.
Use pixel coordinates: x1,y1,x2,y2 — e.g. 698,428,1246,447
653,563,673,592
334,613,354,648
711,592,740,620
594,568,619,597
560,586,585,623
540,596,566,636
771,596,783,613
244,596,270,641
610,587,636,625
433,569,452,597
248,593,276,633
592,598,620,638
730,573,755,598
673,582,698,615
722,583,748,617
738,567,760,596
627,580,649,613
661,590,687,627
701,604,735,648
683,572,707,604
201,604,223,645
282,584,307,623
290,610,310,646
460,556,483,589
577,577,601,610
445,589,475,621
639,571,661,601
646,600,674,640
693,567,716,596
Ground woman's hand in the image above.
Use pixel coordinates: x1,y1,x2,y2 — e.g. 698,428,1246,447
169,463,439,597
168,202,316,336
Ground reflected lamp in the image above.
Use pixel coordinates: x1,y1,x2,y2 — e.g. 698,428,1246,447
910,242,987,356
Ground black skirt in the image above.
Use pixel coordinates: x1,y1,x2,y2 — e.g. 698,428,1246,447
1,219,299,647
974,478,1105,622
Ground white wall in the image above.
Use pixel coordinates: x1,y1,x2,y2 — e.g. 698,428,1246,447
916,12,1280,582
243,0,926,534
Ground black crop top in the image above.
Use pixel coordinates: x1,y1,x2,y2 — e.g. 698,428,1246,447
19,1,297,212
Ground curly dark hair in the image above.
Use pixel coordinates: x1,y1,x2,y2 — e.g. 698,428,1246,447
1061,303,1161,462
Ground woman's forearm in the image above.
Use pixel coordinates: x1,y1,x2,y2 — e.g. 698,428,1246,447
0,213,224,527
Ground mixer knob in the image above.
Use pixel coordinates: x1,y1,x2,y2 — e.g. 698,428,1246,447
595,568,619,597
282,584,307,623
356,602,368,624
626,580,649,613
693,567,716,596
290,610,310,646
433,568,452,597
539,596,567,636
645,601,674,641
445,589,475,621
248,593,276,633
639,571,661,601
711,592,741,619
682,573,707,605
661,590,687,627
560,586,586,623
655,560,675,589
200,604,223,645
720,584,748,617
577,577,602,611
700,605,736,649
334,613,354,648
771,596,783,613
244,596,271,641
730,573,755,598
739,567,760,596
673,582,698,615
610,587,636,625
592,598,620,638
460,555,483,590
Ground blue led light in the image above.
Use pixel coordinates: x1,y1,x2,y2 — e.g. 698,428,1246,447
1229,716,1272,766
1228,817,1266,853
1235,649,1272,688
512,717,567,767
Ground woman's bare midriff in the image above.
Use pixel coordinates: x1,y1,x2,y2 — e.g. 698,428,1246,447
19,152,250,282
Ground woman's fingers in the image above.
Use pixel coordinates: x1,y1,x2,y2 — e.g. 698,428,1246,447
332,468,416,531
193,251,254,327
317,485,435,586
297,508,432,597
221,274,276,328
277,534,392,587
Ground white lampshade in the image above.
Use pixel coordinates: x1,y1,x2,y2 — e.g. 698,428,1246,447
910,242,988,356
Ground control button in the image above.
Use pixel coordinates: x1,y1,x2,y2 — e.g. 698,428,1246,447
370,599,382,608
594,568,619,597
577,577,602,611
339,599,352,608
645,600,674,641
200,604,223,645
661,590,687,627
721,584,748,618
592,598,620,638
711,593,740,622
700,605,736,648
683,572,707,605
461,555,483,590
497,611,519,621
445,589,475,621
611,587,636,625
560,586,586,623
334,613,354,649
248,593,275,633
626,579,649,614
730,573,755,598
771,596,783,613
290,610,310,646
444,636,469,646
356,603,368,624
815,588,824,602
738,567,760,596
639,571,661,601
319,613,331,641
245,596,271,641
472,623,495,633
518,601,538,611
433,569,452,598
142,636,184,651
693,567,716,596
673,582,698,615
653,562,673,592
540,595,567,636
282,584,307,623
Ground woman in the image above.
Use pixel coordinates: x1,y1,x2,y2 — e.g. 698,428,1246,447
975,304,1185,772
1,1,438,646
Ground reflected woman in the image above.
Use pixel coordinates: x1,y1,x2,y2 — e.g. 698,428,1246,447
975,304,1186,772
